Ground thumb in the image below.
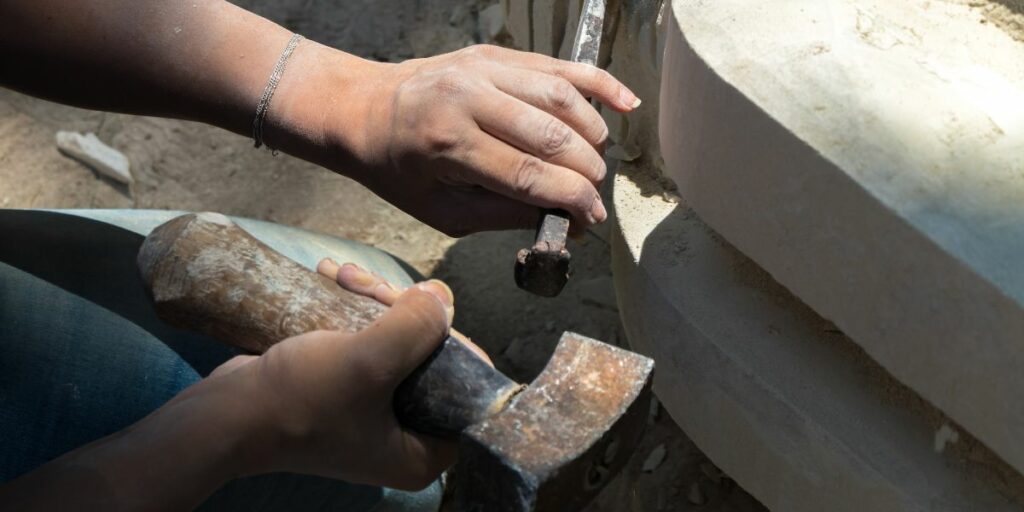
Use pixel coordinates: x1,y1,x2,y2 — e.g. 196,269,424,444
358,281,454,377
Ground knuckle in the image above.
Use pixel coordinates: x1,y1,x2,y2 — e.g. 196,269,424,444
511,154,544,197
547,79,578,112
589,65,614,85
423,128,463,154
432,71,469,98
539,119,573,157
567,180,596,213
459,44,496,63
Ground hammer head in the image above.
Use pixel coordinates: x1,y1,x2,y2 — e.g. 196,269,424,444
455,332,655,512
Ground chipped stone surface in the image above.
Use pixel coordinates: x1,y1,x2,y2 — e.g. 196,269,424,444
661,0,1024,476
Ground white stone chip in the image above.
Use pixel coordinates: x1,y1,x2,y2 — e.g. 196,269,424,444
55,131,132,185
934,424,960,454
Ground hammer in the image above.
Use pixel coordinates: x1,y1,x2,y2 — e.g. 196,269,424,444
136,212,654,512
514,0,606,298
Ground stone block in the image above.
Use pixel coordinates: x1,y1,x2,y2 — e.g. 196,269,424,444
611,165,1023,512
662,0,1024,475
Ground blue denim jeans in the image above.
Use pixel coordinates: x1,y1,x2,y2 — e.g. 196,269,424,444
0,209,441,511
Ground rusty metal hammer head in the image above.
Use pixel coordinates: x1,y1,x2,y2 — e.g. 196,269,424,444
455,332,654,512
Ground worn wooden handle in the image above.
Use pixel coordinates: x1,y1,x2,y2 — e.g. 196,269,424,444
136,212,521,437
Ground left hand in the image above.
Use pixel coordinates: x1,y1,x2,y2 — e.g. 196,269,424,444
267,43,640,237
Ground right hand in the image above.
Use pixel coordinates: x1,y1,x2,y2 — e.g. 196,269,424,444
206,267,461,490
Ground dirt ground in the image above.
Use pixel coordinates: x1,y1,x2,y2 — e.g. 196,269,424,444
0,1,765,510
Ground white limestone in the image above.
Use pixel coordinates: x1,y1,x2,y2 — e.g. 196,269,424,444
55,131,132,185
611,166,1021,511
662,0,1024,475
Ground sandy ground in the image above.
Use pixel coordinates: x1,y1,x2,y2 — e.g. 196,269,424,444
0,1,765,510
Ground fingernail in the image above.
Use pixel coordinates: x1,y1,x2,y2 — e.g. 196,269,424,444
619,87,640,110
340,263,376,287
318,258,339,274
374,283,397,297
417,280,456,322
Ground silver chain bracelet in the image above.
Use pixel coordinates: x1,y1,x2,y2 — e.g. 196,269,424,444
252,33,304,149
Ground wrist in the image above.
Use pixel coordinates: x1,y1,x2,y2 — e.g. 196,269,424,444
259,40,388,180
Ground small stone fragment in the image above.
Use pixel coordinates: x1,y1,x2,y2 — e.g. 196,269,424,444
55,131,133,185
934,423,960,453
687,482,707,505
641,443,666,472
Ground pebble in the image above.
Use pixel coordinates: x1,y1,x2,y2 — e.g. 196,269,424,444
641,443,666,472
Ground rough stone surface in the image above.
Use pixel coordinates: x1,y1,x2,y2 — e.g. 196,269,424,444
611,165,1024,512
662,0,1024,476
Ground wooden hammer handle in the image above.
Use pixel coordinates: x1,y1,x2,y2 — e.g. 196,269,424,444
137,213,521,438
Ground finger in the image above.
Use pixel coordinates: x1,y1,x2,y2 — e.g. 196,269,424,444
474,86,606,186
489,69,609,150
358,283,454,376
386,430,457,490
455,132,607,227
332,261,405,306
322,257,490,365
209,354,258,378
316,258,341,280
449,330,494,367
480,46,641,112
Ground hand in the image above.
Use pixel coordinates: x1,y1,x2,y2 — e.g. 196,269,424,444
269,43,640,237
207,265,466,490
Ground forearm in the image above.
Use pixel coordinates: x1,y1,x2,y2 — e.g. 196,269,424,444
0,376,265,511
0,0,368,144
